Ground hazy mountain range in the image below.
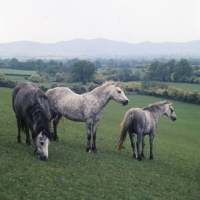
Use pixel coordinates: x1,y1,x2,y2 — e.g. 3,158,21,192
0,38,200,60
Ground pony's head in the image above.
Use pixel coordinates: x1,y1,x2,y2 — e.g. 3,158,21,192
34,132,50,160
164,103,177,121
110,82,129,106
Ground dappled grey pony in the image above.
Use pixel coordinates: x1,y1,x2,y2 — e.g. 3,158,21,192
12,82,53,160
116,101,177,161
46,81,129,153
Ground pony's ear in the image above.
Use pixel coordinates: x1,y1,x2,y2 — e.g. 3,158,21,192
37,131,43,138
115,82,119,87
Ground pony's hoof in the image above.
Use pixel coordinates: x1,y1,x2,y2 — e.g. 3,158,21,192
86,147,91,152
141,153,145,158
133,153,137,159
93,149,99,154
138,156,143,161
150,155,154,160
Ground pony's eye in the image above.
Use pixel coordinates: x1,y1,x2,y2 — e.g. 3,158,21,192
118,90,121,94
40,141,44,145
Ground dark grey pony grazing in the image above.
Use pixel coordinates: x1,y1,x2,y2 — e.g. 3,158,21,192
12,82,53,160
116,101,177,161
46,81,129,153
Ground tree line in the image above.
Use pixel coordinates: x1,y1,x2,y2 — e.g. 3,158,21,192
144,59,200,83
1,57,200,84
1,57,200,105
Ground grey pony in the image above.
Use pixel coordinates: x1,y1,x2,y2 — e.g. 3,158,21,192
117,101,177,161
46,81,129,153
12,82,53,160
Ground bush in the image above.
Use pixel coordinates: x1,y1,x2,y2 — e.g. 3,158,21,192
126,82,141,93
0,73,17,88
53,73,65,82
51,83,58,88
38,84,48,92
28,74,41,82
59,83,67,87
71,85,87,94
93,74,106,85
88,83,99,92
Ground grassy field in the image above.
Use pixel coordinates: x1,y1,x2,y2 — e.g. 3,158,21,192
0,68,37,76
0,87,199,199
167,82,200,92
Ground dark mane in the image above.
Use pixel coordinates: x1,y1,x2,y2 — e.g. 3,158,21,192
27,89,52,140
143,101,172,112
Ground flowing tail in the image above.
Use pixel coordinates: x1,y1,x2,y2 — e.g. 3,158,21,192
116,110,133,150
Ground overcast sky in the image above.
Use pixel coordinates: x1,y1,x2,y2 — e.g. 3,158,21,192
0,0,200,44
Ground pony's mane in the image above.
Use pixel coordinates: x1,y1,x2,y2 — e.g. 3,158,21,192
101,81,123,89
90,81,124,94
143,101,172,112
28,89,52,140
35,89,48,100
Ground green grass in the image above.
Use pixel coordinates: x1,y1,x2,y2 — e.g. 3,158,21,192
167,82,200,92
0,68,37,75
5,75,28,83
0,88,200,199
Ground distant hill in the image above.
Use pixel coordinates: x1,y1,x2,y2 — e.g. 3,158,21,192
0,38,200,59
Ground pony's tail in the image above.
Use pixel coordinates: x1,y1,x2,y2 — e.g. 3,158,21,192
116,110,133,150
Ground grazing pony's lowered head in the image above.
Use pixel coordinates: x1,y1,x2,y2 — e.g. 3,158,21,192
163,103,177,121
34,132,50,160
108,82,129,106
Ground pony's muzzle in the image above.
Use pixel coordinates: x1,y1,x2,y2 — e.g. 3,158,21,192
123,100,129,106
34,148,48,161
38,155,48,161
171,116,177,121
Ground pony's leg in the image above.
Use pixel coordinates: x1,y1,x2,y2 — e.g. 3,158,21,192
53,113,62,142
91,122,99,153
86,122,92,152
141,136,145,158
149,133,155,160
27,122,35,141
129,132,136,158
91,132,97,153
136,133,143,161
25,124,31,145
16,117,22,144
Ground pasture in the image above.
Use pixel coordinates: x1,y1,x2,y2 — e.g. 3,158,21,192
0,68,37,76
0,87,199,199
167,82,200,92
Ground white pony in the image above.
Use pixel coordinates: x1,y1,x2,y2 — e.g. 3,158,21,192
117,101,177,160
46,81,129,153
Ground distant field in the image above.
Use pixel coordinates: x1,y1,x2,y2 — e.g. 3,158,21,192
5,75,27,82
0,68,37,75
0,87,199,199
167,82,200,92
